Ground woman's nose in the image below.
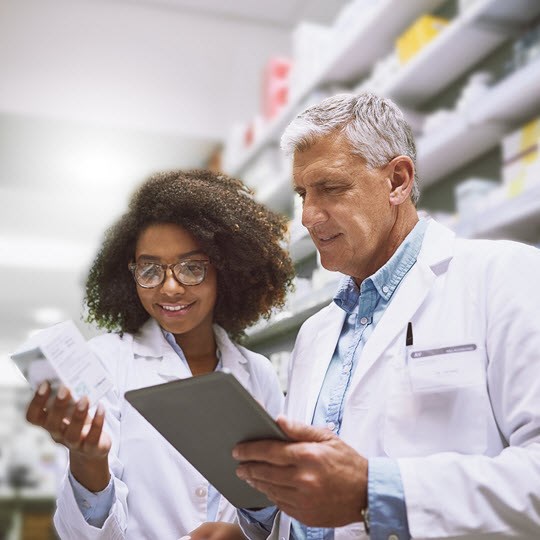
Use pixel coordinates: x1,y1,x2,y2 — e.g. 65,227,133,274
160,268,186,294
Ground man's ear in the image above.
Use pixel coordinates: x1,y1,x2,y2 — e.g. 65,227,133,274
388,156,415,205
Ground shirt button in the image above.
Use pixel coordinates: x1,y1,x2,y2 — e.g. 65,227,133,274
388,534,399,540
326,421,336,431
382,285,390,294
195,487,207,498
360,316,368,325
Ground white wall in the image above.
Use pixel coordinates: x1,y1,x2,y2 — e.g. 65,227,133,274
0,0,291,138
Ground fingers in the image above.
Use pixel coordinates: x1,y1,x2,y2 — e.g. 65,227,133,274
236,462,297,488
233,423,334,467
276,416,335,443
233,439,295,466
83,403,106,447
63,396,89,447
26,381,51,426
185,522,246,540
241,477,298,507
43,385,73,438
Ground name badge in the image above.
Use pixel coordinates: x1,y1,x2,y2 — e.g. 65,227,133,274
408,343,484,392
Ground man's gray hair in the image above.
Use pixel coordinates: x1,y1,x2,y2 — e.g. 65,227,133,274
281,92,420,205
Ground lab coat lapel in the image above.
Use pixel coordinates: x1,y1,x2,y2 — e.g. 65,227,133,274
214,325,250,389
353,261,435,383
351,219,456,385
304,303,346,424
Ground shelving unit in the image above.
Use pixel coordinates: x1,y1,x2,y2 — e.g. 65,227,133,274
418,56,540,186
228,0,446,177
378,0,540,107
454,182,540,242
289,228,315,263
255,171,294,213
233,0,540,356
245,280,340,346
258,55,540,205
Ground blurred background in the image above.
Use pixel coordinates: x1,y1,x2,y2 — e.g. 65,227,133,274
1,0,540,538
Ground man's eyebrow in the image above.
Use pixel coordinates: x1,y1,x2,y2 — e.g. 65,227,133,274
294,178,344,193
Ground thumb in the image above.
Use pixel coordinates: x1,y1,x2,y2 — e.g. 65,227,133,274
276,415,336,443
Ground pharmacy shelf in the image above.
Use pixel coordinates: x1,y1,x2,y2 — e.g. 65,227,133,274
227,0,445,177
418,57,540,187
380,0,540,107
289,228,315,263
255,171,294,213
470,56,540,125
245,280,339,346
418,119,505,187
454,183,540,242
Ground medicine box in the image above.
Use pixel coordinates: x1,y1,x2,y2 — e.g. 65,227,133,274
396,14,449,65
11,320,112,405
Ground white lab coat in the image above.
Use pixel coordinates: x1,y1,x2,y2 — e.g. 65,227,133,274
240,219,540,540
54,318,283,540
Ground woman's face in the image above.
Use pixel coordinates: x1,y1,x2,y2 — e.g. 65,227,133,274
133,223,217,340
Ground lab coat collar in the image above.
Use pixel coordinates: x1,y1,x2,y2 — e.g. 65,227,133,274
131,318,249,385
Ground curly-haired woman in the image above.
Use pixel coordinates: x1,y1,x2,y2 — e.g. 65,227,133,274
25,170,295,540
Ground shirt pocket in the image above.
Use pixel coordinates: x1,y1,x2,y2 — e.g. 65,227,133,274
383,342,489,458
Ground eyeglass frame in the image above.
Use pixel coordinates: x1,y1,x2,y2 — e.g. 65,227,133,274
128,260,210,289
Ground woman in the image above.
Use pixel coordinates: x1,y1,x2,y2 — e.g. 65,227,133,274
25,170,295,539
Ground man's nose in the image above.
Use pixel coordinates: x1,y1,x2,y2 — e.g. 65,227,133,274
301,196,326,229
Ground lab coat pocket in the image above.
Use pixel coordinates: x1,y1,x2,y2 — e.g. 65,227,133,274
383,343,488,458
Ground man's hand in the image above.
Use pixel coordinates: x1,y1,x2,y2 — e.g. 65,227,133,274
234,416,368,527
180,522,246,540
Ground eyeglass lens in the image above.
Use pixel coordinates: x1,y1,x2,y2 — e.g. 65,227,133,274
133,261,207,287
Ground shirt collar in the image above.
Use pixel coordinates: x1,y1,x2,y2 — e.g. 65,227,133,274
333,218,429,313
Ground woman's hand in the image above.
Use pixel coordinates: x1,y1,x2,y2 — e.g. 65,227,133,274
26,380,112,491
181,522,246,540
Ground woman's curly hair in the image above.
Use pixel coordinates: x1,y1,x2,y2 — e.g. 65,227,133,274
84,169,295,340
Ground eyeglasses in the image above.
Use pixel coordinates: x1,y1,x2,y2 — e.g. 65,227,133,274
128,260,210,288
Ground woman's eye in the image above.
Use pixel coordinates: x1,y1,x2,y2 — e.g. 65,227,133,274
185,263,204,276
141,264,161,277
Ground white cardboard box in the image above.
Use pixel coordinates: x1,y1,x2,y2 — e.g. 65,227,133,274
11,320,112,405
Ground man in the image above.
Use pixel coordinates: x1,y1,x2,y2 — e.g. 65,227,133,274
233,93,540,540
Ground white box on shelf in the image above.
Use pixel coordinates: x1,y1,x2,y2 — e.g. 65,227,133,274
454,178,498,218
290,22,332,98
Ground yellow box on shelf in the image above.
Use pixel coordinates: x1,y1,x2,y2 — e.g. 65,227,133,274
502,116,540,192
396,14,449,65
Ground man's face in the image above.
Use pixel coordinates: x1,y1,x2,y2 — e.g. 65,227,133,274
293,133,397,283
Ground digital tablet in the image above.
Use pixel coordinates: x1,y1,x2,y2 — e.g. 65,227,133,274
124,371,288,508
